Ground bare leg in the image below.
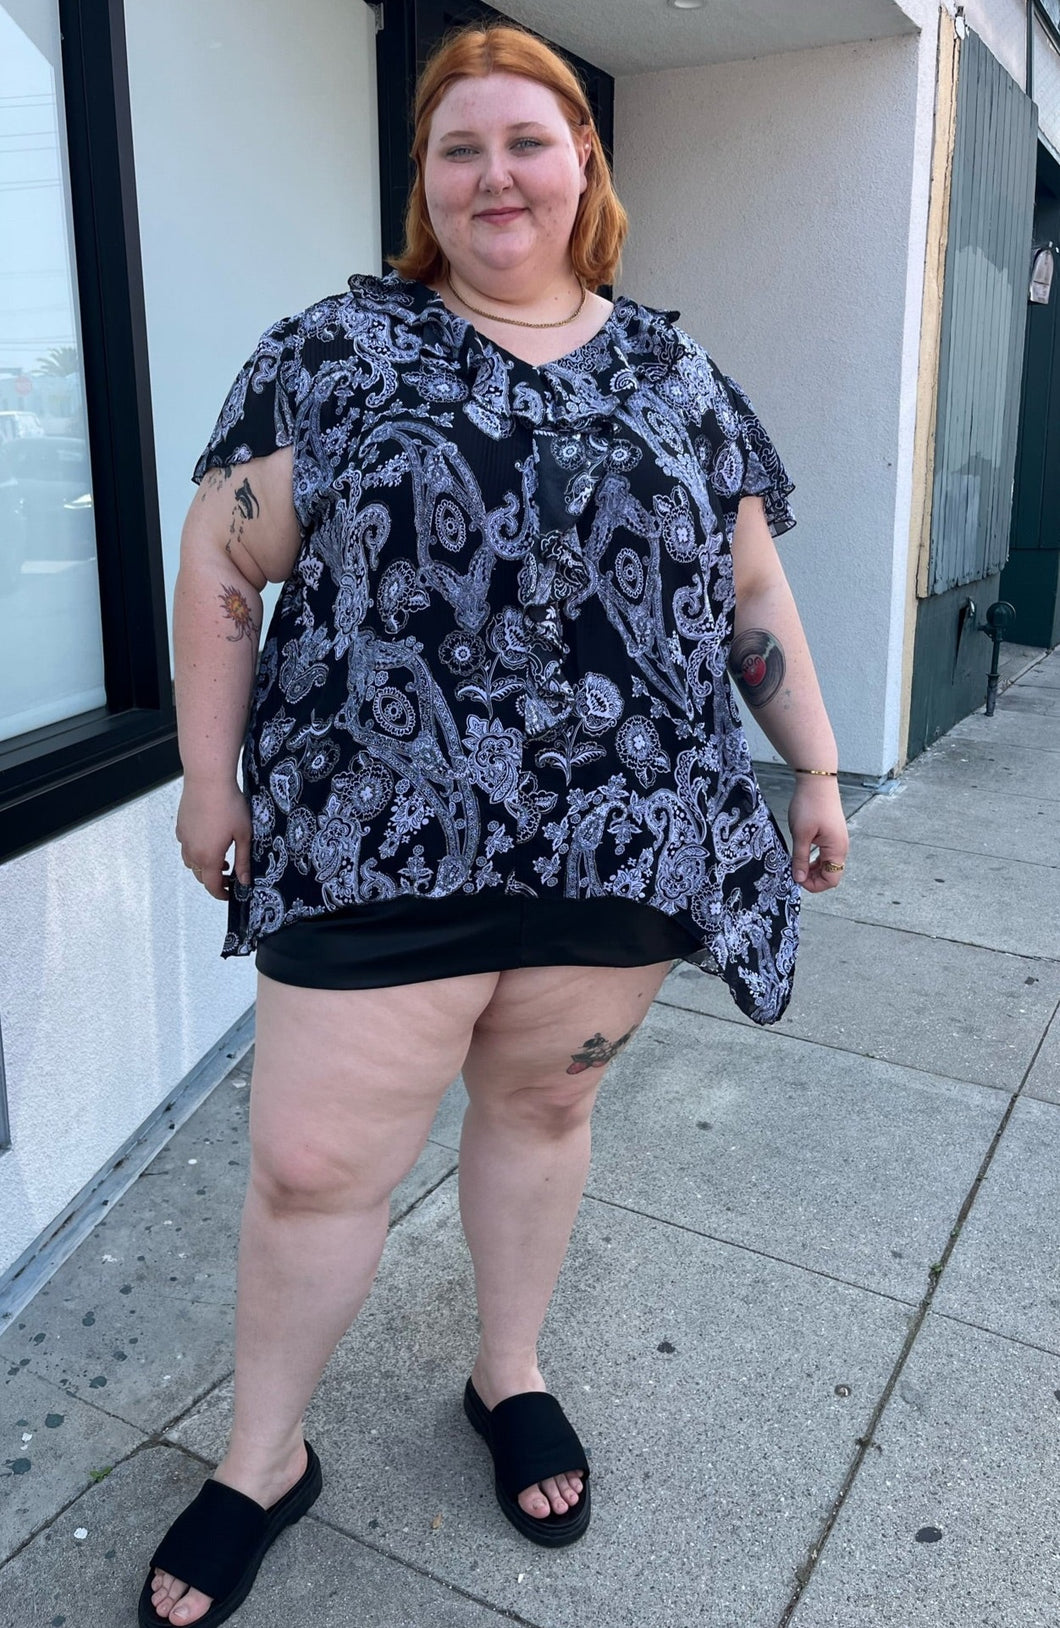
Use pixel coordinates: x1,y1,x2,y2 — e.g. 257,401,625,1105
150,968,497,1625
459,961,671,1521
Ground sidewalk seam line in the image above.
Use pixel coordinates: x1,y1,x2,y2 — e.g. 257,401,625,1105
389,1160,459,1229
0,1434,173,1570
925,1306,1060,1361
773,1085,1021,1625
306,1509,551,1627
792,910,1060,961
0,1426,548,1628
581,1193,920,1309
651,995,1030,1092
842,830,1060,870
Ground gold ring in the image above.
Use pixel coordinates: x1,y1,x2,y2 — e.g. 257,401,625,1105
821,861,846,874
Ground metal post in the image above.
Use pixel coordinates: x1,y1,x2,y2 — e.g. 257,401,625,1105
979,601,1016,716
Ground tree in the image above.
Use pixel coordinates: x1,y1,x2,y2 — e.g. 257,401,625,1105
36,345,79,377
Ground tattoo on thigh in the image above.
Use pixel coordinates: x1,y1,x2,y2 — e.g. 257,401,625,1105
729,629,785,709
566,1027,636,1074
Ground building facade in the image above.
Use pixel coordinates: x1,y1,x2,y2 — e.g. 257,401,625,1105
1,0,1057,1302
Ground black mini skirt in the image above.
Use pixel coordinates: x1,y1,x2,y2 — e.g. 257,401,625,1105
255,892,698,989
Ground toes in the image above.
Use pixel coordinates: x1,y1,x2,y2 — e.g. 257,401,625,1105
150,1572,184,1618
515,1470,586,1520
538,1476,572,1516
517,1483,553,1519
146,1575,213,1625
169,1587,214,1624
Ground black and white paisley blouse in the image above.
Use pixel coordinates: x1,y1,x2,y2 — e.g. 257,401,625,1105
193,272,800,1024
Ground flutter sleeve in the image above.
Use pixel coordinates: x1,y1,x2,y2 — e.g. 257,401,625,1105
722,373,797,539
192,311,306,482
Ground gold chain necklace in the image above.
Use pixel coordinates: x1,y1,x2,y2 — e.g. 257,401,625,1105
446,274,586,330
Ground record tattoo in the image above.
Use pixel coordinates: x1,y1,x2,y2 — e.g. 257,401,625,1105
729,629,785,708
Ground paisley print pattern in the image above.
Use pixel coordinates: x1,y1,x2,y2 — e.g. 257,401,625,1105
193,273,799,1023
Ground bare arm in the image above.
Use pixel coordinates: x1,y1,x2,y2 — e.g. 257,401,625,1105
728,495,848,892
174,446,301,899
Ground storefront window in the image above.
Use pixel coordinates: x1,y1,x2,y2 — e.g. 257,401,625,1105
0,1,106,742
1034,6,1060,159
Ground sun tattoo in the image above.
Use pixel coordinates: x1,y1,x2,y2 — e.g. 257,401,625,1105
218,583,258,643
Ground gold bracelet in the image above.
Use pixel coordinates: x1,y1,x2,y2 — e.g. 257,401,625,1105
794,768,839,777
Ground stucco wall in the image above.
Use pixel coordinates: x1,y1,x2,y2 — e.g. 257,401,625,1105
615,33,928,777
0,0,381,1281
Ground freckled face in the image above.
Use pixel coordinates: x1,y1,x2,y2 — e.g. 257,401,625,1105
423,73,590,285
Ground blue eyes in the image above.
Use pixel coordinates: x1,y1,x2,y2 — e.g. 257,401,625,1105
444,138,543,158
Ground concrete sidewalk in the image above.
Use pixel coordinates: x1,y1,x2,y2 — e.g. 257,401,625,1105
3,644,1059,1628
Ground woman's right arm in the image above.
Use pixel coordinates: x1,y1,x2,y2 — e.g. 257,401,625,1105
174,446,301,900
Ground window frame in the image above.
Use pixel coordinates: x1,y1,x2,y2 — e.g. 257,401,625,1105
0,0,178,863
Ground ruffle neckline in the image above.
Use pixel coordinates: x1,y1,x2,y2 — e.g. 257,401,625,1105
347,271,684,434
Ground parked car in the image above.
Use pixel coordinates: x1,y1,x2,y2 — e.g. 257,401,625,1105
0,410,45,443
0,435,95,592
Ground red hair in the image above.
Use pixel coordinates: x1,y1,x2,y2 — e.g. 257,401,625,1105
389,22,628,291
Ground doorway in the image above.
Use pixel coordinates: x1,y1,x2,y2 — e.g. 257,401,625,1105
372,0,615,271
1000,141,1060,650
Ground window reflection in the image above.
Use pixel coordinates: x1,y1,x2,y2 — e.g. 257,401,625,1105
0,1,105,743
1034,12,1060,158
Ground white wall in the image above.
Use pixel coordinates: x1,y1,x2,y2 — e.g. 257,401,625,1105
961,0,1028,88
615,33,929,777
0,781,255,1270
123,0,382,627
892,0,957,33
0,0,381,1281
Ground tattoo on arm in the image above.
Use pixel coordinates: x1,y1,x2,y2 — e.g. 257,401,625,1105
198,465,234,502
200,469,260,567
225,480,259,560
729,629,785,709
235,478,259,520
567,1027,636,1074
218,582,259,643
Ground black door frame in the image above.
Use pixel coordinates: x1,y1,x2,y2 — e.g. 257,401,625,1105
1000,140,1060,649
370,0,615,274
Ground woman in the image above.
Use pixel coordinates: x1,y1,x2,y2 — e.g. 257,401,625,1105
141,22,847,1627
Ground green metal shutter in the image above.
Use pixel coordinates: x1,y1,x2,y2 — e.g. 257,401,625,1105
928,29,1038,595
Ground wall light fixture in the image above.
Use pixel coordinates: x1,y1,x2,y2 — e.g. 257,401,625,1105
1030,244,1055,305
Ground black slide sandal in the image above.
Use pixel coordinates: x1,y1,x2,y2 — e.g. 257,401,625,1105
137,1442,322,1627
463,1379,591,1547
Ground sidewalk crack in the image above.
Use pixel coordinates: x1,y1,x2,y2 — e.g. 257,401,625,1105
773,1086,1021,1625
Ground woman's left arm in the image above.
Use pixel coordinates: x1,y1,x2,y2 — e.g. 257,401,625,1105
728,495,849,892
